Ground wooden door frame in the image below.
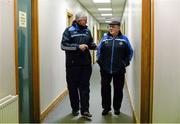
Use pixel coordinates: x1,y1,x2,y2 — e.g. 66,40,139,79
31,0,40,122
14,0,40,122
141,0,154,123
14,0,19,95
66,10,73,27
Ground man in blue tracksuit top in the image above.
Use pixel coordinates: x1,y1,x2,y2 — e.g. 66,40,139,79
97,21,133,115
61,12,97,119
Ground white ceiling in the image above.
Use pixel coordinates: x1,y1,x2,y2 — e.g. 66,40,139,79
77,0,126,24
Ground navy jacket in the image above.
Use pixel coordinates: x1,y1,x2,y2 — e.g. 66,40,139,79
61,21,96,67
97,32,133,74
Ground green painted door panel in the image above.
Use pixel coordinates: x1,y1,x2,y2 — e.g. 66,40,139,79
17,0,33,122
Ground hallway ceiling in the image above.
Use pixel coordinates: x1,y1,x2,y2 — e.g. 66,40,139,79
77,0,126,24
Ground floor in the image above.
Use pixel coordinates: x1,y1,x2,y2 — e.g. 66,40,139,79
43,64,134,123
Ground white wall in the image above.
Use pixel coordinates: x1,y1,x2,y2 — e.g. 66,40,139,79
38,0,99,112
153,0,180,122
121,0,142,121
0,0,16,99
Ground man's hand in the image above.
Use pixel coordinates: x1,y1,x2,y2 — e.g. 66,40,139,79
89,43,97,50
79,44,89,51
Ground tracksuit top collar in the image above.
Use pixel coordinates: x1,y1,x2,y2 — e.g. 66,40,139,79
107,31,122,39
72,21,88,31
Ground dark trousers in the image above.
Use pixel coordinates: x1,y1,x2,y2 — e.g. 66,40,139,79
66,65,92,114
100,69,125,111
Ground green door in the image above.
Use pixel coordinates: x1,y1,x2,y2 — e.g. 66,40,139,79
17,0,33,122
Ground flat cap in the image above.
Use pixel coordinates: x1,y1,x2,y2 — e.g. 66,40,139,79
109,21,121,26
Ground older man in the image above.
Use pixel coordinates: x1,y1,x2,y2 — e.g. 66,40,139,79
61,12,96,119
97,21,133,115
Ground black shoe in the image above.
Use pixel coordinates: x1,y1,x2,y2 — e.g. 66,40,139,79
102,109,110,115
114,110,120,115
72,110,79,116
82,112,92,120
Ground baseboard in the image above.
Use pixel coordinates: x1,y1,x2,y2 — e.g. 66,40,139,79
125,79,140,123
40,88,68,122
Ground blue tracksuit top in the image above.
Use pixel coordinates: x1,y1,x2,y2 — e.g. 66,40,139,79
97,32,133,74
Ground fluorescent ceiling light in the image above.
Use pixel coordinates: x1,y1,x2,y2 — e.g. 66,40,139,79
101,14,112,16
105,21,111,23
98,17,105,19
93,0,111,3
98,8,112,11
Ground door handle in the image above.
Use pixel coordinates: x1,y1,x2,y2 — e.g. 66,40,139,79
18,66,23,69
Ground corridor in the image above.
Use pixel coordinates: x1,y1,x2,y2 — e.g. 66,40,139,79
1,0,180,123
43,64,134,123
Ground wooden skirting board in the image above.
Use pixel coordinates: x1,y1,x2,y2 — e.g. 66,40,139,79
125,79,140,123
40,88,68,122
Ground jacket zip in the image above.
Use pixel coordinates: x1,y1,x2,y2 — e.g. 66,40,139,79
110,38,115,74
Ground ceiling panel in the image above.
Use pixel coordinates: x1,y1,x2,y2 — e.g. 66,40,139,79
112,0,126,5
77,0,126,24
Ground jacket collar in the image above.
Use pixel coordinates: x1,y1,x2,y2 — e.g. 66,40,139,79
72,20,88,31
107,31,122,38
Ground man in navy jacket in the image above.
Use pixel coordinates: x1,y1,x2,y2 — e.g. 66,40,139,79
97,21,133,115
61,12,96,119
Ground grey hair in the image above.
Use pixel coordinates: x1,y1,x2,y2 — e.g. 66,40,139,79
75,12,87,20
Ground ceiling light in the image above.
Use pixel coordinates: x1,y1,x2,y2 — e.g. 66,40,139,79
98,8,112,11
105,20,111,23
101,14,112,16
93,0,111,3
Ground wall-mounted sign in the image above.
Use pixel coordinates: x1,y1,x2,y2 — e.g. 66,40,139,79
19,11,27,28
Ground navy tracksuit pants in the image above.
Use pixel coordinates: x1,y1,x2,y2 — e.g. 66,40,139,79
100,69,125,111
66,65,92,114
